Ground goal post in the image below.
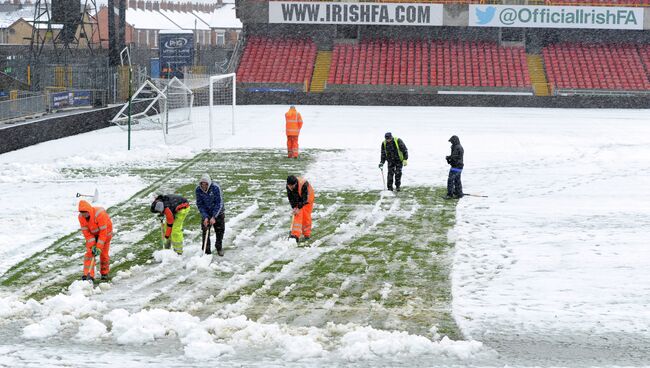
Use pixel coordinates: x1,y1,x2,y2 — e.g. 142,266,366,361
209,73,236,148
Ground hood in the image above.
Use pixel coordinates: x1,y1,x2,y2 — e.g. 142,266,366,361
448,135,460,145
78,200,93,214
199,173,211,186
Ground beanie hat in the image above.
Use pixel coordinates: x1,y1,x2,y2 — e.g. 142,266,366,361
385,132,392,139
287,175,298,185
154,201,164,213
150,197,164,213
199,173,211,186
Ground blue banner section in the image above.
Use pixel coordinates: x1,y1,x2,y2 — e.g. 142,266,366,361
72,90,91,106
159,33,194,79
50,91,92,109
245,87,297,93
150,58,161,79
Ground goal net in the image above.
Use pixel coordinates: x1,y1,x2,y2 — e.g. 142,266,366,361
156,77,195,145
111,77,195,145
110,80,167,131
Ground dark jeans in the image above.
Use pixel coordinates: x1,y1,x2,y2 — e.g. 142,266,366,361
387,161,403,190
201,212,225,254
447,169,463,197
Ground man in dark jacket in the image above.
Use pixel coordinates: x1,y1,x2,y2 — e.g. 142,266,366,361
286,175,315,242
195,173,225,256
445,135,464,199
150,194,190,255
379,132,408,192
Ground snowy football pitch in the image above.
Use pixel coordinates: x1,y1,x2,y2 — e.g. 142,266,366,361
1,105,649,366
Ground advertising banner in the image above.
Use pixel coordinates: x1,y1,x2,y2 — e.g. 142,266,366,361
72,90,91,107
469,5,643,30
51,91,73,109
269,1,443,26
50,90,92,109
159,32,194,78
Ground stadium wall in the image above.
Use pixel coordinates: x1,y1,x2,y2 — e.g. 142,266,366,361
237,91,650,109
0,107,116,154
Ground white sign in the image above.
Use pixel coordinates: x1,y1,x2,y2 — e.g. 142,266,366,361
469,5,643,30
269,1,443,26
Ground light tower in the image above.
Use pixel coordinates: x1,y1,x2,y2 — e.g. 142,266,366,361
30,0,101,60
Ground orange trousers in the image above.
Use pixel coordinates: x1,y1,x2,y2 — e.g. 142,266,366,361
83,236,111,278
287,136,299,158
291,202,313,238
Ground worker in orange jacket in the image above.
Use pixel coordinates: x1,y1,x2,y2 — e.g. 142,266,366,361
285,105,303,158
78,200,113,281
286,175,315,242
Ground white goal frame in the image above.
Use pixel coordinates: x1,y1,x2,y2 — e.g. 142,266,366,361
110,80,167,130
208,73,236,148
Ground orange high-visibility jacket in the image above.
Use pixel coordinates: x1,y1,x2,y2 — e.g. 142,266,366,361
297,176,315,205
78,200,113,247
285,107,303,137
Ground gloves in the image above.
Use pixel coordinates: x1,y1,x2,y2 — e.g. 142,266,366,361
91,246,101,256
446,156,451,164
403,160,408,166
378,163,384,169
165,239,171,249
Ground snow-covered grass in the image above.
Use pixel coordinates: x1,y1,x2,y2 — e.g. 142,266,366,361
0,143,471,365
1,105,649,366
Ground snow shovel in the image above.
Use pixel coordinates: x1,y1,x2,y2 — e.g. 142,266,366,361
76,188,99,203
380,166,386,190
202,224,211,256
288,211,297,241
160,219,166,249
87,255,96,284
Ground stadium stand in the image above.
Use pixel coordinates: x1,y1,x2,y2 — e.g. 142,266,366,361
237,36,317,84
235,35,650,97
636,44,650,72
327,39,531,89
542,43,650,91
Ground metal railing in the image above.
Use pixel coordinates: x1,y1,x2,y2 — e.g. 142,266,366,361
226,33,245,75
0,89,108,123
0,94,47,123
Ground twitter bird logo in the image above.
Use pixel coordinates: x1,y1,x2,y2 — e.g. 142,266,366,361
476,6,496,25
